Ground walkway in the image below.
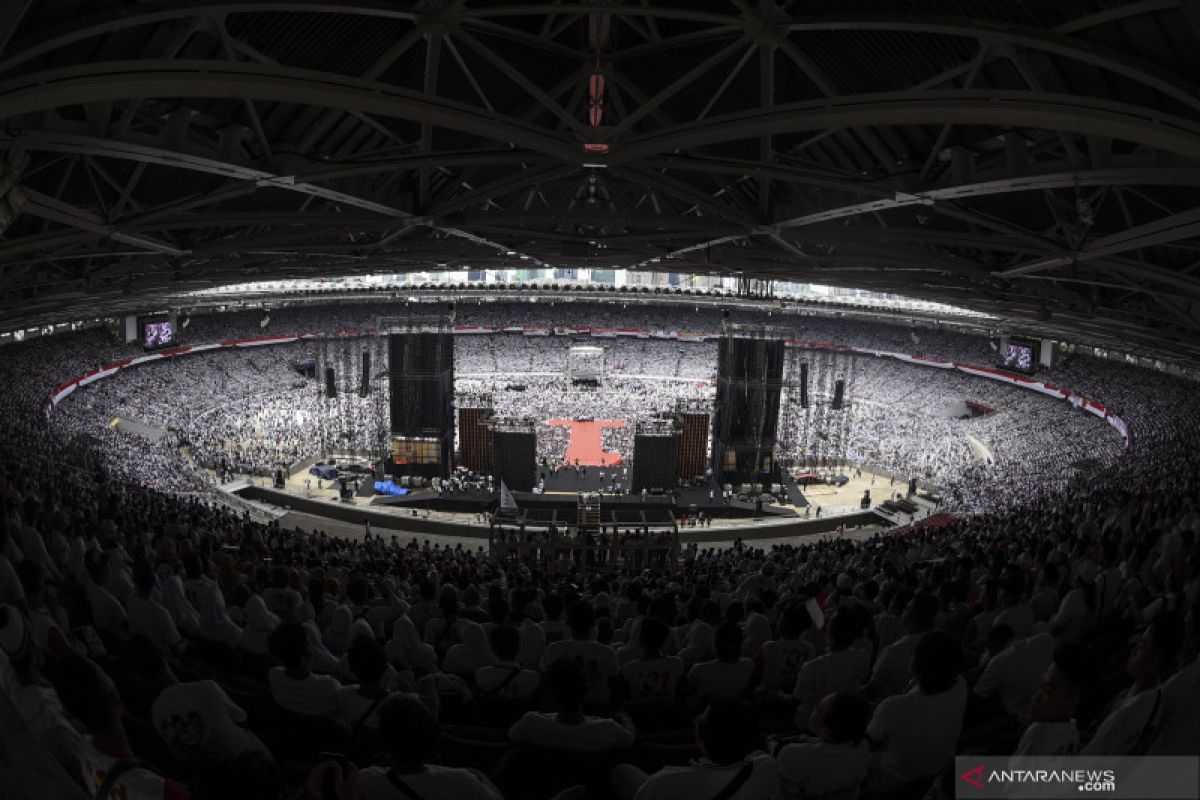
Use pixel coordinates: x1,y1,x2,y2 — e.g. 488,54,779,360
548,418,625,466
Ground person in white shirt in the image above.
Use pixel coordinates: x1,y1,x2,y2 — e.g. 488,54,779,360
1082,611,1185,755
794,612,870,729
540,593,571,645
688,622,755,701
974,628,1056,720
0,604,82,778
619,617,684,704
240,594,280,655
611,697,779,800
867,631,967,793
865,593,937,700
994,576,1035,640
358,695,503,800
509,658,635,753
1015,643,1093,756
267,621,342,720
85,553,128,636
260,566,303,623
776,692,870,800
123,633,268,764
336,636,398,732
475,624,540,702
126,560,183,654
54,652,191,800
541,601,619,707
758,602,814,694
443,621,495,678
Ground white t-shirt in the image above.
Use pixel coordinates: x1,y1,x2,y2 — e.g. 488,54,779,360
973,633,1056,718
777,740,868,800
86,581,127,634
126,595,182,652
1015,720,1079,756
358,764,503,800
620,656,684,702
508,712,634,753
152,680,265,761
867,677,968,790
76,738,188,800
760,639,812,693
995,605,1036,640
635,753,780,800
794,648,871,723
866,634,920,698
475,664,541,701
267,666,341,719
1081,686,1161,756
688,658,754,700
541,639,619,705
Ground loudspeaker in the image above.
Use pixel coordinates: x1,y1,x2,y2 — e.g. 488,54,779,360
712,336,785,481
493,430,536,491
908,477,918,496
360,351,371,397
632,432,679,493
324,367,337,398
832,378,845,411
800,362,809,408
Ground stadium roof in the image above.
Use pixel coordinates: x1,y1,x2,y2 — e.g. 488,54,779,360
1,2,1200,363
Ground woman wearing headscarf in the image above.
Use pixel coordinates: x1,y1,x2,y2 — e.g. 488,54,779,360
442,621,495,678
303,620,341,675
161,575,201,636
196,582,242,646
239,595,280,655
742,608,772,658
389,614,438,675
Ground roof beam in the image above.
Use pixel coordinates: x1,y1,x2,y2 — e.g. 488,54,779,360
0,61,579,161
614,91,1200,164
21,188,187,255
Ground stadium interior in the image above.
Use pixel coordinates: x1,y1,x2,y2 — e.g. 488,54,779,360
0,3,1198,800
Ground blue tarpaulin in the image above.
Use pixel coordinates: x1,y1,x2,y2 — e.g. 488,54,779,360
310,464,338,480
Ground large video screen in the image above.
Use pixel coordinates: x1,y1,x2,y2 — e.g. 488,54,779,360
1001,340,1035,372
392,437,441,466
140,317,175,350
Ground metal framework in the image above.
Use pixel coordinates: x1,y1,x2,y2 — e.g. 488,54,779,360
2,2,1200,364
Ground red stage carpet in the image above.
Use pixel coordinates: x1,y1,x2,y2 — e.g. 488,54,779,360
548,419,625,466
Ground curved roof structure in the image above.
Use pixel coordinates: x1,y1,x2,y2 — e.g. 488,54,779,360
2,1,1200,362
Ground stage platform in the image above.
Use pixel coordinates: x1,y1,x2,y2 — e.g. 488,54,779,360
234,462,895,542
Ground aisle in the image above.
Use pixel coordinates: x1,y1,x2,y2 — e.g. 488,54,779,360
548,418,625,466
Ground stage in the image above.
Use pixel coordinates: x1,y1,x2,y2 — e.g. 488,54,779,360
229,455,895,542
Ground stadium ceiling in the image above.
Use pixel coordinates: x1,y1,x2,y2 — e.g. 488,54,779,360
2,1,1200,362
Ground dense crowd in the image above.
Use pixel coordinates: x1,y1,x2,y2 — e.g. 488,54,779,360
0,300,1198,799
7,303,1126,513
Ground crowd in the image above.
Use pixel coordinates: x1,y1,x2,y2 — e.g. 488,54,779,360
0,300,1198,799
12,303,1125,513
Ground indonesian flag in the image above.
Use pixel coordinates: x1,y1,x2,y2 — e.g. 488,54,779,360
500,481,518,511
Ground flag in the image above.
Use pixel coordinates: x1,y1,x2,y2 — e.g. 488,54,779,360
500,481,518,511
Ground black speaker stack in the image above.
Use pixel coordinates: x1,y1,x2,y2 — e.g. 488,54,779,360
711,330,785,483
632,427,680,493
324,367,337,398
493,430,537,491
388,331,454,478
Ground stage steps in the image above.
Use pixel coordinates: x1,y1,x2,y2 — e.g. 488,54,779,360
577,496,602,533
